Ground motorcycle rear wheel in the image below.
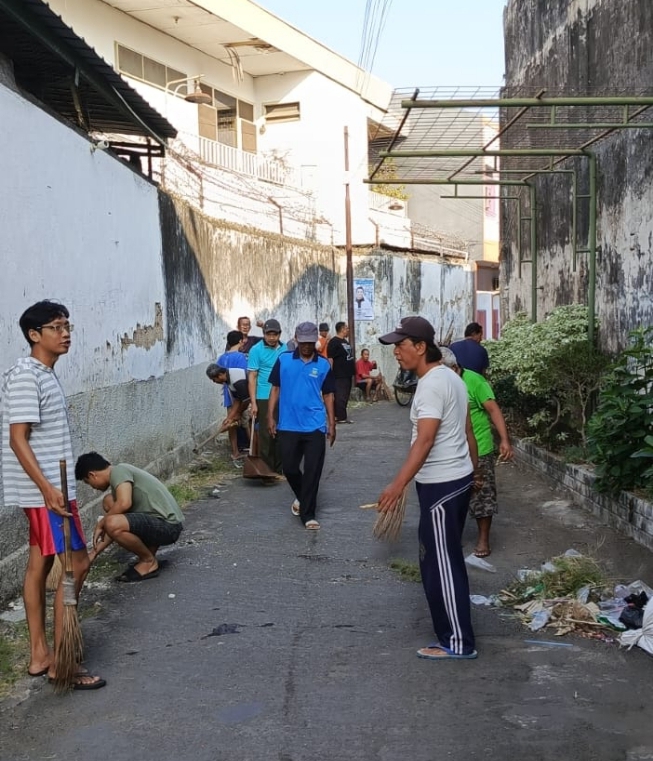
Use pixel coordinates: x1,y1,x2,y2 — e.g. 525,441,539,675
394,386,413,407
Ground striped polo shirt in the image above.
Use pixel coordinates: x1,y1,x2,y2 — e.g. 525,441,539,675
1,357,75,508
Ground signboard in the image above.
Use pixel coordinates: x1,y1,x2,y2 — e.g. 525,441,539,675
353,277,375,321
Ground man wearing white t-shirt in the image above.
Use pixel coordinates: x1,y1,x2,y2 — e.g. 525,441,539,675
377,316,480,661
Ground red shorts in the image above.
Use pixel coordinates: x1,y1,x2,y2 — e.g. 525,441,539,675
24,502,87,557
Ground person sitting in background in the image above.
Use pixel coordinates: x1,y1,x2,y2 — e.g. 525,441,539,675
449,322,490,376
439,346,513,558
355,348,384,402
216,330,249,455
76,452,184,583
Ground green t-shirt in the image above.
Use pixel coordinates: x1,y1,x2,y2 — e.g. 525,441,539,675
463,370,495,457
110,464,184,524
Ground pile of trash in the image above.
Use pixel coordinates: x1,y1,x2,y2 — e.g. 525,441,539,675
471,549,653,653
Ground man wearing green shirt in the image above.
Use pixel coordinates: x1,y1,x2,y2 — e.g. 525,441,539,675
440,348,513,558
75,452,183,582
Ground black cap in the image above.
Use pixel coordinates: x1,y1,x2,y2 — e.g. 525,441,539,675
318,322,329,332
379,316,435,345
263,318,281,333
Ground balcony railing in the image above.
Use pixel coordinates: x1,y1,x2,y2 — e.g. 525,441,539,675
198,136,302,189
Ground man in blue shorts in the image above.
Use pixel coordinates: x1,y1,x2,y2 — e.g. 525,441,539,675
1,300,104,689
75,452,184,582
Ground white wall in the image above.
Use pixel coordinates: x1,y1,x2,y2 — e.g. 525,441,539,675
45,0,381,247
256,70,373,245
0,83,170,391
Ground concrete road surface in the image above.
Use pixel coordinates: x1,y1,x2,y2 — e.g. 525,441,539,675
2,401,653,761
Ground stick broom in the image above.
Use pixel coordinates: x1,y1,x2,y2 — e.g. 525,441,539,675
360,486,409,542
52,460,84,693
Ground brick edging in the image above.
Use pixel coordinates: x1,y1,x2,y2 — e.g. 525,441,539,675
514,439,653,552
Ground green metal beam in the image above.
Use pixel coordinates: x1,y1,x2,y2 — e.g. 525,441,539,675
380,149,587,158
528,123,653,129
401,97,653,110
529,183,538,323
365,179,528,186
588,153,598,344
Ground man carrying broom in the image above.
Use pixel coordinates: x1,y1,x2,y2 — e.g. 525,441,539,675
377,317,481,661
1,300,105,689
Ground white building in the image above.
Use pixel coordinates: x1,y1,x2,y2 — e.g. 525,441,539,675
42,0,425,247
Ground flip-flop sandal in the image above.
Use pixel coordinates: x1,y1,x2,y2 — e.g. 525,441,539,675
291,499,300,516
49,675,106,690
304,520,320,530
417,645,478,660
117,566,159,583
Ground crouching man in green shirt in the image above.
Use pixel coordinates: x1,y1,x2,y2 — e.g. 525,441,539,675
75,452,184,582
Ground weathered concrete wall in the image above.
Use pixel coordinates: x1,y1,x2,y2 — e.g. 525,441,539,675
352,251,474,382
502,0,653,351
0,74,472,600
516,440,653,552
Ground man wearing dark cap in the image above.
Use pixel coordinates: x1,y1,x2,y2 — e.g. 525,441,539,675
268,322,336,530
377,316,480,661
248,319,285,476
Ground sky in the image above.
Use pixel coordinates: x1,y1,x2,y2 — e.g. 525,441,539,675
259,0,507,89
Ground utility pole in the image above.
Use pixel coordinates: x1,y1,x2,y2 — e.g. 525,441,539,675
344,126,356,357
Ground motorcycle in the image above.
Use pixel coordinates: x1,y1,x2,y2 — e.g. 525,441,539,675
392,368,418,406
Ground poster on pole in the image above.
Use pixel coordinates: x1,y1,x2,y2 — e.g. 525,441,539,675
353,277,375,321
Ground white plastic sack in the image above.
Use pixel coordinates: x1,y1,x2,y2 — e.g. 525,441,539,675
620,601,653,656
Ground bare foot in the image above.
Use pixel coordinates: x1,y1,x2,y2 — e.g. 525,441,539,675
473,547,491,558
133,558,159,577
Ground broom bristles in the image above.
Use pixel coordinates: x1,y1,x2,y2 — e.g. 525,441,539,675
52,604,84,693
361,487,408,542
46,555,63,591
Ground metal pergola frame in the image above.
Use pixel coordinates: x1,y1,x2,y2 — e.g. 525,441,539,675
366,92,653,343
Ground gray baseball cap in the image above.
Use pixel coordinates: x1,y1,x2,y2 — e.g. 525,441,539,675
296,322,319,342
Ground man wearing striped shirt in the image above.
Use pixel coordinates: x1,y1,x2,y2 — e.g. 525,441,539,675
1,300,104,689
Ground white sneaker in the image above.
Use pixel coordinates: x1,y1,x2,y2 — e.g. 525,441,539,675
291,499,300,516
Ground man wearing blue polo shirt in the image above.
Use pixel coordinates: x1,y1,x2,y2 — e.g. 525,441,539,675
268,322,336,530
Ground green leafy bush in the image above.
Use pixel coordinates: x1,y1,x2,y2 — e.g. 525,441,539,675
587,327,653,496
487,306,609,446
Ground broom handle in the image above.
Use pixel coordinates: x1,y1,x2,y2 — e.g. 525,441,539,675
249,413,256,457
59,460,73,574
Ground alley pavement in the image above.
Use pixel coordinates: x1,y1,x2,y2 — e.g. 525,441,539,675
2,401,653,761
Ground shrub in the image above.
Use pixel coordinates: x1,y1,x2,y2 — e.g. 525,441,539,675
487,306,609,446
587,327,653,496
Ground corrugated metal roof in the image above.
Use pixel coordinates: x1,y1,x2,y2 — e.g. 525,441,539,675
0,0,176,142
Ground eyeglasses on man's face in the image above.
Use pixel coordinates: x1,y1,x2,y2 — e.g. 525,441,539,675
37,322,74,334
